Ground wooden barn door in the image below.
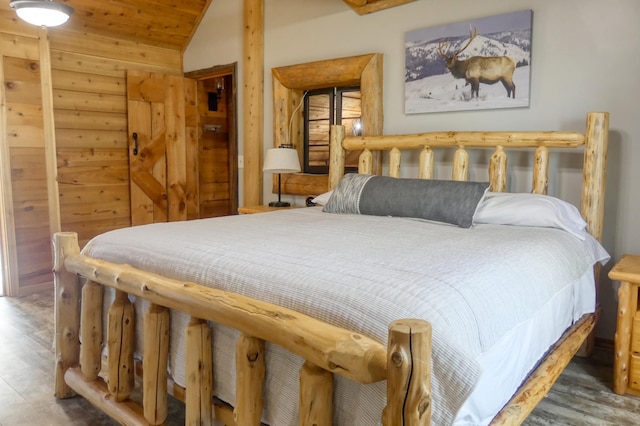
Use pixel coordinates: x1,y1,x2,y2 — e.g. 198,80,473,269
126,71,198,225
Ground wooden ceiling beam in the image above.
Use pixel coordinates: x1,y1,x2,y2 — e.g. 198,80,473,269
344,0,368,7
344,0,417,15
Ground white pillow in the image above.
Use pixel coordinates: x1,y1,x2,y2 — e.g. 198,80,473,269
312,190,333,206
473,192,588,240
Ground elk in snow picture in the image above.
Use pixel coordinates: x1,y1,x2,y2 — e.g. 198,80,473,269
405,10,532,114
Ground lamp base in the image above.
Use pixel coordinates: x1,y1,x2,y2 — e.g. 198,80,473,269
268,201,290,207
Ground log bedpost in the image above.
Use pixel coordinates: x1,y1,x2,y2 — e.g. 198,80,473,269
80,281,103,381
53,232,81,398
383,319,432,426
581,111,609,242
185,317,213,426
329,124,346,190
299,361,333,426
234,334,266,425
579,112,609,356
107,290,135,401
143,304,170,424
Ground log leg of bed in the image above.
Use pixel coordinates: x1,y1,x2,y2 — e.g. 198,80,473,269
185,317,213,426
144,304,170,424
80,281,103,381
383,319,432,426
107,289,135,401
234,334,266,425
299,361,333,426
53,232,81,398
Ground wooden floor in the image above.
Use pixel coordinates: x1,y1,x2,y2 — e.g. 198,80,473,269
1,290,639,425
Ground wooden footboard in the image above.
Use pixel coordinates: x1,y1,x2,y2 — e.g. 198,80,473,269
53,232,432,425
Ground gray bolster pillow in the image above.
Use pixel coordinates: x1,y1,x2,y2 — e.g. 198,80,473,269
323,174,490,228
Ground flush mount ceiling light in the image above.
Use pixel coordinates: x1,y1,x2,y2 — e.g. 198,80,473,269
10,0,74,27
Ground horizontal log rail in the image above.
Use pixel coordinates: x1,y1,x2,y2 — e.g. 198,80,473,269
64,252,388,385
490,309,599,425
64,368,148,426
341,131,585,151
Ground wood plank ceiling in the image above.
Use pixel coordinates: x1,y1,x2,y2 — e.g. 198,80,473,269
2,0,416,51
0,0,212,51
53,0,212,50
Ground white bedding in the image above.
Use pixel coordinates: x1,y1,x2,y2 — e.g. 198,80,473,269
83,207,608,425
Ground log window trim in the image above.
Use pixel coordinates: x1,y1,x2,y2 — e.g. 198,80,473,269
271,53,383,197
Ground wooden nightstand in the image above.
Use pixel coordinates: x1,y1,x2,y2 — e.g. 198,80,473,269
237,205,303,214
610,254,640,396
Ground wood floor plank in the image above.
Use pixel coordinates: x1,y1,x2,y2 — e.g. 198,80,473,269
551,374,640,412
1,291,639,425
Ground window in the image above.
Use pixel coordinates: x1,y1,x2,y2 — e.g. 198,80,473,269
304,87,361,174
271,53,383,196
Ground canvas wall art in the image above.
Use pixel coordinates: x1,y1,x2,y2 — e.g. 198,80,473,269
405,10,532,114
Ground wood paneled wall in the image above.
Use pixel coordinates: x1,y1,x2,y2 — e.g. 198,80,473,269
0,33,54,294
48,31,183,248
0,21,183,295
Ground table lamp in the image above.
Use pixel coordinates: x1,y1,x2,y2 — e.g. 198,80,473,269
263,146,301,207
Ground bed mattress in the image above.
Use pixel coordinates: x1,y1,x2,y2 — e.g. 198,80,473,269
83,207,607,425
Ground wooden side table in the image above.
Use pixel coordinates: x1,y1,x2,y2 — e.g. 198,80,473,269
237,205,303,214
610,254,640,396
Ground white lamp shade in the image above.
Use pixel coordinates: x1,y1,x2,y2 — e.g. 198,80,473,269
263,148,301,173
11,0,74,27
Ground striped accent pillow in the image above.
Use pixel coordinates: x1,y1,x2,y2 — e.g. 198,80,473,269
323,174,374,214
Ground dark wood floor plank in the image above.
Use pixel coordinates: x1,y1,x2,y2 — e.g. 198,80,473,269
552,374,640,413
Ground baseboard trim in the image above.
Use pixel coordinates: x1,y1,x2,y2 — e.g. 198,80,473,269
18,281,53,297
595,337,614,349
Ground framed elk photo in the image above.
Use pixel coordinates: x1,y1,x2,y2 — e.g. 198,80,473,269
405,10,532,114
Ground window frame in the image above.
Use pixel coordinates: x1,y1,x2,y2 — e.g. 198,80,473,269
303,86,360,175
271,53,383,196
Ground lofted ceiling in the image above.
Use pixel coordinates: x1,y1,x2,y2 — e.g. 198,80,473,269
53,0,213,51
0,0,212,51
1,0,416,51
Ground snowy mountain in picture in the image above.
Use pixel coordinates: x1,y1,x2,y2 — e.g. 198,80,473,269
404,10,532,114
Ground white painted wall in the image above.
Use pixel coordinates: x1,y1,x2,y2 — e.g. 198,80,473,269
185,0,640,339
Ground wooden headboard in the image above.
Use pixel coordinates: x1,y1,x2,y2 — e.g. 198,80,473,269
328,112,609,242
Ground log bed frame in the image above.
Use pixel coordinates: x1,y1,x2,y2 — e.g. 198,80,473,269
53,111,609,425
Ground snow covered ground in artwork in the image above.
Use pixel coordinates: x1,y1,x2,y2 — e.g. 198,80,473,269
404,66,530,114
